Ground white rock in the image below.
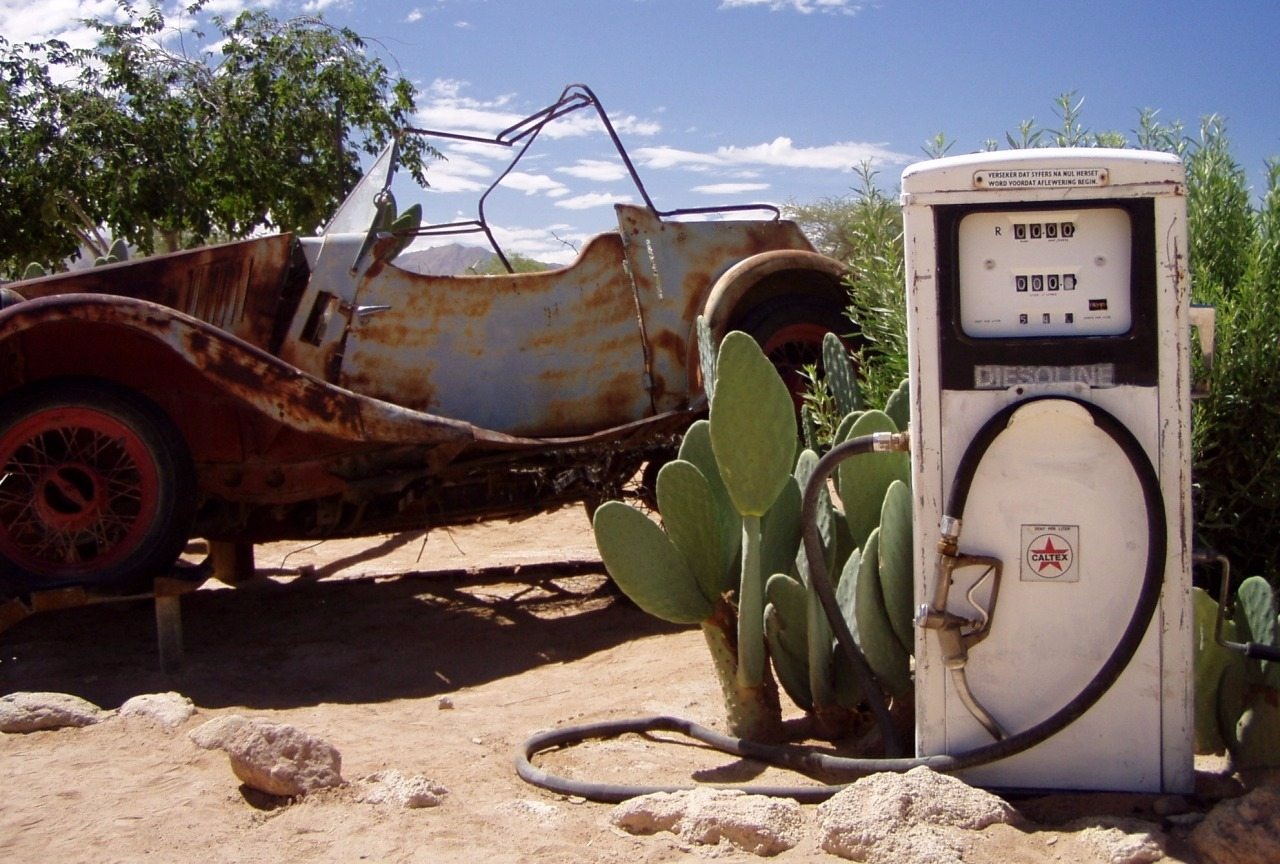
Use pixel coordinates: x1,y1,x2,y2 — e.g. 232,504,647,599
1065,816,1166,864
193,716,343,797
611,788,805,856
188,714,249,750
817,767,1020,863
0,691,104,732
359,770,448,808
119,692,195,731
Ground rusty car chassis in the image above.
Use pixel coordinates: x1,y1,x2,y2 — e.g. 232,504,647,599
0,84,848,593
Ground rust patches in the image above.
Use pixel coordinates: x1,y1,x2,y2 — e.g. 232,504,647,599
12,235,295,351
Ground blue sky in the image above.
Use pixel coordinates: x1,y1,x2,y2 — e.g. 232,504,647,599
4,0,1279,264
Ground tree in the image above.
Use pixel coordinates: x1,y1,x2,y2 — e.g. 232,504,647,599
0,2,434,277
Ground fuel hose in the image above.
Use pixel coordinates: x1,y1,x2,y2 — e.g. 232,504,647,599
515,396,1167,802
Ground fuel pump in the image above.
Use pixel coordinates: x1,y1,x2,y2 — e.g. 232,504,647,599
514,149,1205,804
903,149,1194,793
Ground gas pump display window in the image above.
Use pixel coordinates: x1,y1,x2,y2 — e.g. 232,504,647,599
957,207,1133,338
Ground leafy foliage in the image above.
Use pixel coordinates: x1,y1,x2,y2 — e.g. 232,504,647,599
0,1,433,276
787,164,906,413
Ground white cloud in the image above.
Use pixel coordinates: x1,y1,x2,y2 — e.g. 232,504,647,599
413,80,661,141
489,224,589,266
405,8,423,23
636,136,909,172
719,0,863,14
691,182,771,195
200,0,272,17
300,0,344,13
555,192,634,211
557,160,630,182
422,148,494,193
0,0,123,46
499,172,569,197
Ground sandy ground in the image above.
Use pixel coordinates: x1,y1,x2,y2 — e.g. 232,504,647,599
0,508,1232,862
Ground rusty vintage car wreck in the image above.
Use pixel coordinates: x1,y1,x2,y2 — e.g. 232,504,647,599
0,84,849,594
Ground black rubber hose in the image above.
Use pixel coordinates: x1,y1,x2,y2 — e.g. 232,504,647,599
515,396,1167,802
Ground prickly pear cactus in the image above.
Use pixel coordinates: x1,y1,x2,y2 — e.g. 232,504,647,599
763,380,915,739
1193,577,1280,770
822,331,862,418
592,328,802,742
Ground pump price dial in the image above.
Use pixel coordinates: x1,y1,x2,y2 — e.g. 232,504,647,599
957,207,1132,339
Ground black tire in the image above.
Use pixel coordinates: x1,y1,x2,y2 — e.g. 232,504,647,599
0,378,196,594
734,295,857,402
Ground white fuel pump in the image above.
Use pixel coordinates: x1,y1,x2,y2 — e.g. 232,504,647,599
902,149,1194,793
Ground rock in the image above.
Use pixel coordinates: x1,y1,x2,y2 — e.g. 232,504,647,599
816,767,1020,863
358,770,448,808
1188,784,1280,864
1064,816,1166,864
500,799,564,824
0,691,104,732
192,716,343,797
611,788,804,856
188,714,249,750
119,692,195,730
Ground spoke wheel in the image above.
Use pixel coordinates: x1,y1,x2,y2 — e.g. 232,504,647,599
0,380,195,592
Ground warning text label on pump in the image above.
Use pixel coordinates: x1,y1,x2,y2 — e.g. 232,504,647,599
974,167,1108,190
1022,525,1079,583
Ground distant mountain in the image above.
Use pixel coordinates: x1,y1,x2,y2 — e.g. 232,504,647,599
395,243,496,275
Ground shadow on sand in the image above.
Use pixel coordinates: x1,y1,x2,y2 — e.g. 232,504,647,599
0,563,686,711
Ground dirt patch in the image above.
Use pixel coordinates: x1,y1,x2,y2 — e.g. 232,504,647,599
0,510,1225,861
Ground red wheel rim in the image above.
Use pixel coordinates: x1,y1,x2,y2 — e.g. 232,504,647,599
760,321,833,403
0,406,161,578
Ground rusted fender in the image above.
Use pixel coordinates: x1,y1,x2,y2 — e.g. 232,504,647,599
10,234,297,352
0,293,479,448
701,248,848,343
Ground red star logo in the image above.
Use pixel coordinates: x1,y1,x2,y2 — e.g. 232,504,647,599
1032,536,1067,572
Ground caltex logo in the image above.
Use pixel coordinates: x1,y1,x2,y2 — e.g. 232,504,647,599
1027,533,1073,578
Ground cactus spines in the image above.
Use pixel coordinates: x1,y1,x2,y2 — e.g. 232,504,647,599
1193,579,1280,769
822,331,863,417
709,331,797,518
765,572,812,708
656,459,738,603
877,480,914,653
883,378,910,432
761,477,802,583
696,315,717,403
849,528,912,700
838,410,910,552
1237,576,1280,687
592,501,712,624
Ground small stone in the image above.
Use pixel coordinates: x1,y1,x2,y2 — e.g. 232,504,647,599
817,767,1019,863
119,692,195,731
437,696,454,710
611,788,804,856
359,770,448,808
189,714,249,750
193,716,343,797
1064,817,1166,864
1189,785,1280,864
0,692,104,732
